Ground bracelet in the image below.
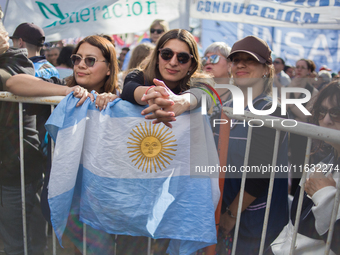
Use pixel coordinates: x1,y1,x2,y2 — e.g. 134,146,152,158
145,86,155,95
226,206,236,218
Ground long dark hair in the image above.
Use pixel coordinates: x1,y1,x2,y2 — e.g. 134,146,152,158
310,81,340,160
57,45,75,68
142,29,201,92
310,81,340,125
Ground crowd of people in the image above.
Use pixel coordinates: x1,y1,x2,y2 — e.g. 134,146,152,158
0,5,340,255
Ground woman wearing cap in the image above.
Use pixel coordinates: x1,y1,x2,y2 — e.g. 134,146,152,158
213,36,289,254
270,81,340,255
121,28,211,128
288,59,319,195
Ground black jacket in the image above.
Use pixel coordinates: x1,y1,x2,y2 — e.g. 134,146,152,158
0,48,44,186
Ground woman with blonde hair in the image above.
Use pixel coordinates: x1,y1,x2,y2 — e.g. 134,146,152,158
118,43,155,90
121,28,211,127
213,36,289,255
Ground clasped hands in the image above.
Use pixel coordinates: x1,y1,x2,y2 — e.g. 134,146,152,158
140,79,191,128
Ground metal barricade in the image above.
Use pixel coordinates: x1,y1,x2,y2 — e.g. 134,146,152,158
1,91,340,255
223,105,340,255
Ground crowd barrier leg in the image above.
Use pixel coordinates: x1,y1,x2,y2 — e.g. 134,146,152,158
19,102,28,255
258,130,280,255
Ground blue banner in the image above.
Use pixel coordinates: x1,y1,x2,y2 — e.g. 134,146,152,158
201,19,340,73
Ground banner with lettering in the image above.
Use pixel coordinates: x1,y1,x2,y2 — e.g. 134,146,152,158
191,0,340,30
201,19,340,74
3,0,180,41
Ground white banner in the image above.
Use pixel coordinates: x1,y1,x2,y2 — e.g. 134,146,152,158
190,0,340,30
3,0,180,41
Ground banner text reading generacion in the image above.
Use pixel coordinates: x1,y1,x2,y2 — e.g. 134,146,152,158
36,1,158,27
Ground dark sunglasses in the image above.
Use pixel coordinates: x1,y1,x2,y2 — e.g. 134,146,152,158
159,48,193,64
202,54,225,66
318,106,340,122
150,28,164,34
70,54,106,67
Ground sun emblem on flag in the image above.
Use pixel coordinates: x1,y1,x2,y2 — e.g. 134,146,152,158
127,122,177,173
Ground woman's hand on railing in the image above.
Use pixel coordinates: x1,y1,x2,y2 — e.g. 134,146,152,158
67,86,94,107
95,92,118,111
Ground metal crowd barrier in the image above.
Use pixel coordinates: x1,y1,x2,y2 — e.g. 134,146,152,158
223,106,340,255
1,91,340,255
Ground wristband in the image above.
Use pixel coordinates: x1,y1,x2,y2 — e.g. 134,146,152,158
145,86,155,95
226,206,236,218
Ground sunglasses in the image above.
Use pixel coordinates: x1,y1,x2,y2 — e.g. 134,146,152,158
159,48,193,64
202,54,225,66
150,28,164,34
318,106,340,122
70,54,107,68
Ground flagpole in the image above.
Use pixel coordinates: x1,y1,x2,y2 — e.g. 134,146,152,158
2,0,9,24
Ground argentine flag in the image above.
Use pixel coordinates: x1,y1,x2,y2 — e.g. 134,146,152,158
45,92,220,255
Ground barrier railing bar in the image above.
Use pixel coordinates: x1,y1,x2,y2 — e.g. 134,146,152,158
289,137,312,254
52,231,57,255
231,126,253,255
2,93,340,255
50,104,57,255
114,235,117,255
19,102,28,255
83,223,87,255
1,92,339,145
0,92,62,105
324,175,340,254
223,106,340,145
147,237,151,255
258,130,280,255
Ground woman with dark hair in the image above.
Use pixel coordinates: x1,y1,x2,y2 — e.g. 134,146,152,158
121,28,210,128
56,44,75,79
271,81,340,255
6,35,120,254
7,35,119,109
288,58,319,195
